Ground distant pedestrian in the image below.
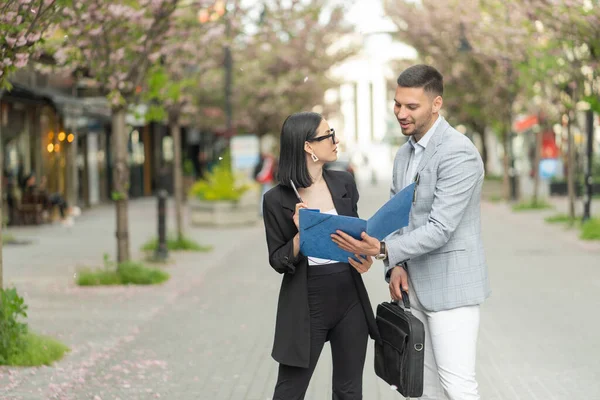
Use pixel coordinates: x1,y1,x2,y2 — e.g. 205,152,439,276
254,149,277,217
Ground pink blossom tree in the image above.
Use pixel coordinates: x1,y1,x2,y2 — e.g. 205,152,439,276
49,0,181,263
233,0,357,137
523,0,600,216
0,0,69,89
143,0,224,244
0,0,70,287
384,0,538,200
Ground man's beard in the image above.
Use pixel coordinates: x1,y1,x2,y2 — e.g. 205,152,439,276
411,114,434,138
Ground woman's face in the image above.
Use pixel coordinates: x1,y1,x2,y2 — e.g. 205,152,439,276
305,119,339,164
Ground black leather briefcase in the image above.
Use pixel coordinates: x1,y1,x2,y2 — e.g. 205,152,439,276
374,290,425,398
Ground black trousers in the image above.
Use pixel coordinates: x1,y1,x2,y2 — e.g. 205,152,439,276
273,263,369,400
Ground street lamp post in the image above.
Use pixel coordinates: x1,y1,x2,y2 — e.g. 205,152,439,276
506,70,518,202
583,108,594,222
224,14,233,134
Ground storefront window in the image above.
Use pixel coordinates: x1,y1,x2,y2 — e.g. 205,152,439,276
162,136,174,162
129,129,145,165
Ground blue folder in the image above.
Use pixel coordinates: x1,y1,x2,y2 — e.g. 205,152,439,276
299,182,415,263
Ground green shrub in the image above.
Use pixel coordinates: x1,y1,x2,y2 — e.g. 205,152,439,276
0,288,28,364
141,236,213,252
0,288,69,366
488,195,504,203
484,174,503,182
2,234,16,243
188,152,250,201
76,255,170,286
512,199,552,211
117,261,170,285
544,213,578,224
581,218,600,240
5,333,69,366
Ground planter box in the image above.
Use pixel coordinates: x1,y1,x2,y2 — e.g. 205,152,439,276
189,190,259,226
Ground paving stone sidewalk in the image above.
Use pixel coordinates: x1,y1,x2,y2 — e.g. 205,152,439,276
1,186,599,399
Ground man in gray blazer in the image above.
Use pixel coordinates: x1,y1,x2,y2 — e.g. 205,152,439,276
332,64,490,399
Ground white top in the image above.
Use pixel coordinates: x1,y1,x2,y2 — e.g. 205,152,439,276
404,115,441,188
308,208,340,266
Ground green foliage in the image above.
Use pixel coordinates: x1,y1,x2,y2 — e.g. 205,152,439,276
146,103,167,123
512,200,553,211
584,95,600,115
143,64,197,124
2,234,16,244
141,236,213,252
0,287,69,366
484,174,503,182
0,288,28,364
544,214,600,240
76,255,169,286
488,195,504,203
5,333,69,366
581,218,600,241
545,213,579,225
116,261,170,285
188,152,250,201
111,191,127,201
183,159,195,176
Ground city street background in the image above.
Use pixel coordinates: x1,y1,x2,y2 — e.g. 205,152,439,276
1,180,599,399
1,0,600,398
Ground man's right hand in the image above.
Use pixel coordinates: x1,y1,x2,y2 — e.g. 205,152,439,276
389,265,409,301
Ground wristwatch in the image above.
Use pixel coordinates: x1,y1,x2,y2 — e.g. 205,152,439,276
375,241,387,260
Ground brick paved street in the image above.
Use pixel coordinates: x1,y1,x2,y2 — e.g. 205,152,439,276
1,182,599,399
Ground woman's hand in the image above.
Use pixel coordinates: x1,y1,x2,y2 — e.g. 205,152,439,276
348,254,373,274
292,202,308,229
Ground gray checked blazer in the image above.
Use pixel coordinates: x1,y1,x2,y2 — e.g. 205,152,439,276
384,116,490,312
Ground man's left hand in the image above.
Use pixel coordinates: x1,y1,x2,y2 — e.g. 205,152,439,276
331,231,380,256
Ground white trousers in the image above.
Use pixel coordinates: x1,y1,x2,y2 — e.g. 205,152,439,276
408,291,481,400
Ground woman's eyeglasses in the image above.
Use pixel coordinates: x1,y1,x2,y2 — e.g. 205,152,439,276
308,128,336,144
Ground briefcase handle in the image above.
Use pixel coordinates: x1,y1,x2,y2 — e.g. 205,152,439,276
391,290,411,313
390,263,411,312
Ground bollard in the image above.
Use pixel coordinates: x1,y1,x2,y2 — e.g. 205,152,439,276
154,189,169,261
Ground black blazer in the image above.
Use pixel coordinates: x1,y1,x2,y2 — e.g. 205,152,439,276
262,169,381,368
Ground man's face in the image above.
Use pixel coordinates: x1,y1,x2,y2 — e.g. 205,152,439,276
393,86,442,141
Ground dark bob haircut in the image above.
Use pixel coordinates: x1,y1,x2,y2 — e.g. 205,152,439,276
277,111,323,188
397,64,444,97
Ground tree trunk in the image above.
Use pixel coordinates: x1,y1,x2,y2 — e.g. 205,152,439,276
169,113,184,241
112,107,130,264
532,121,543,205
567,111,576,220
473,122,488,174
502,129,511,200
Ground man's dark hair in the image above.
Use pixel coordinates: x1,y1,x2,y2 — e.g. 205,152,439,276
397,64,444,97
277,111,322,188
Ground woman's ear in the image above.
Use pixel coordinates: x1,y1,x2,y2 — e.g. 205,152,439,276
304,141,313,154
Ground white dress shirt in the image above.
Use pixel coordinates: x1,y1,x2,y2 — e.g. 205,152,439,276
404,115,441,188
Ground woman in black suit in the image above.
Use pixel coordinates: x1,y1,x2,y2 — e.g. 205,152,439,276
262,112,380,400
